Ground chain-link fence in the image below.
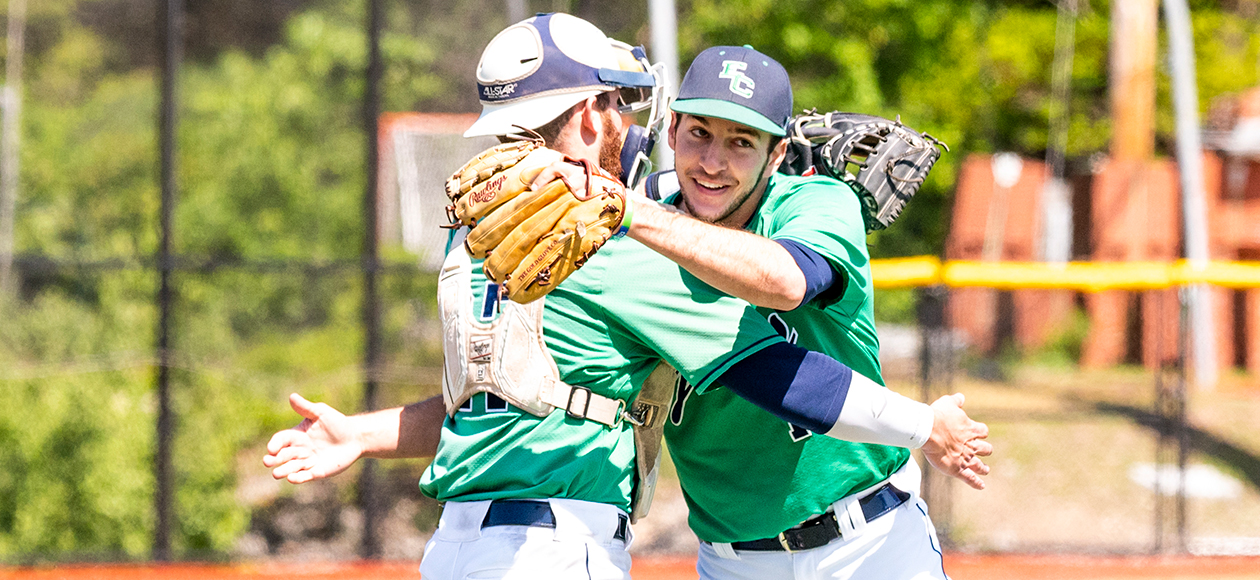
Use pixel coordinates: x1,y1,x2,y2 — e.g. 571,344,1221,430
5,261,1258,562
4,0,1260,565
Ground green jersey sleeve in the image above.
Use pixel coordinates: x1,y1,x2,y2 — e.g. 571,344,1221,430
595,238,785,393
760,175,871,313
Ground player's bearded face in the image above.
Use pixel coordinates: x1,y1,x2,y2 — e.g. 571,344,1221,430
670,114,774,226
598,108,623,178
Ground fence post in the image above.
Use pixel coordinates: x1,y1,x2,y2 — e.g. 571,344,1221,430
0,0,25,294
917,285,954,543
153,0,183,562
1153,288,1190,553
358,0,384,560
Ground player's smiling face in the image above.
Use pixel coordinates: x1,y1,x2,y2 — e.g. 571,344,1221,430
669,114,783,227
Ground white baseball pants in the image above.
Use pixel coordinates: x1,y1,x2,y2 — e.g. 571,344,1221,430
419,498,633,580
697,459,948,580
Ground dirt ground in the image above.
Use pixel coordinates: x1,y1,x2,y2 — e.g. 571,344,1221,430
3,554,1259,580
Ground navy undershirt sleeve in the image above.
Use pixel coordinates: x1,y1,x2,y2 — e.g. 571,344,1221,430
775,239,840,310
717,341,852,433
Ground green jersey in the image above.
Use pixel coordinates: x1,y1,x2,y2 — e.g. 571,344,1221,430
663,173,910,543
419,235,785,512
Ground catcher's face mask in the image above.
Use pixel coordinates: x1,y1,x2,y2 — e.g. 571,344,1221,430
608,41,670,190
620,124,656,190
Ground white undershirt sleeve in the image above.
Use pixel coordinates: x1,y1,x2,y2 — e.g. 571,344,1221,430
823,371,935,449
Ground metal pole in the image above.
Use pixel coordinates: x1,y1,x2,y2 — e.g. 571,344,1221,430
917,286,954,543
153,0,182,562
359,0,384,560
1175,289,1190,552
0,0,26,293
1154,289,1190,554
1162,0,1217,390
1041,0,1076,264
1153,290,1170,553
648,0,678,170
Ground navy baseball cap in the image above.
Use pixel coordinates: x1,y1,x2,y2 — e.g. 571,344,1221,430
671,45,792,137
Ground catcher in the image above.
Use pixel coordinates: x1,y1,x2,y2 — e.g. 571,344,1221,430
461,45,982,580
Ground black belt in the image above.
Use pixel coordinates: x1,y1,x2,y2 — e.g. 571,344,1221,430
480,499,629,542
720,483,911,552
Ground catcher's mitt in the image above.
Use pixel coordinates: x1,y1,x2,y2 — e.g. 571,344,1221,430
445,139,565,228
445,139,628,304
780,111,947,233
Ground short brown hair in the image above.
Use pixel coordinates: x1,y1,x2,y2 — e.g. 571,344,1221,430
498,91,618,147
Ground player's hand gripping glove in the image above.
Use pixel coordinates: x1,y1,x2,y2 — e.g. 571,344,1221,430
445,140,628,304
779,111,948,233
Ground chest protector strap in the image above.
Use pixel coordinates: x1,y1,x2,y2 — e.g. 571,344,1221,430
438,249,625,427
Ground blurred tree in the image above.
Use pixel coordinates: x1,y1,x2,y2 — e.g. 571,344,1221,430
3,0,1260,561
1,0,447,560
677,0,1260,257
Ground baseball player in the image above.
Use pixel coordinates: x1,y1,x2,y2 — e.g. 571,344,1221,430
526,42,976,578
641,46,966,579
265,16,990,580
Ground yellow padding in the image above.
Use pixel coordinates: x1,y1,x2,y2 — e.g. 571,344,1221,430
1187,261,1260,289
869,256,941,288
869,259,1260,291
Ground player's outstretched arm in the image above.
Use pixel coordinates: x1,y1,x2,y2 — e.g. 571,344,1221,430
718,343,992,489
264,394,445,484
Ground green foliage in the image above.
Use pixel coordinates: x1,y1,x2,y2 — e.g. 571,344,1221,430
6,0,1260,562
0,286,155,559
679,0,1260,257
873,287,917,324
3,0,445,561
180,2,444,262
1181,9,1260,115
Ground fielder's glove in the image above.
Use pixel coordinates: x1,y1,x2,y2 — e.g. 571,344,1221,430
445,139,628,304
780,111,947,233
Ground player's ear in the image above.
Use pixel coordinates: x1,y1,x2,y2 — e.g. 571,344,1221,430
577,96,602,143
766,136,789,176
667,112,681,151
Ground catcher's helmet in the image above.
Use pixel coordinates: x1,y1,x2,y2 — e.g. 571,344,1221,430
464,13,659,138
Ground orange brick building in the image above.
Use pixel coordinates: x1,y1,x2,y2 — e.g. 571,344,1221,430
946,136,1260,373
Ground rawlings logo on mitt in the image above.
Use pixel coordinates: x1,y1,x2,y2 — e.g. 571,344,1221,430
780,111,948,233
445,139,627,304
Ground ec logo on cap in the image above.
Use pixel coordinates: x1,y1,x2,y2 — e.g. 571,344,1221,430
719,60,755,99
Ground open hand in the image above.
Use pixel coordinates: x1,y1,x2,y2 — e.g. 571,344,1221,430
263,394,364,484
921,393,993,490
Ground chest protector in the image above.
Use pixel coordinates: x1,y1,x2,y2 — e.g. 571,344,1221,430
438,249,625,427
438,247,673,521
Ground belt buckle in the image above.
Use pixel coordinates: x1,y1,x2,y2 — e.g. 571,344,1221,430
776,531,798,553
